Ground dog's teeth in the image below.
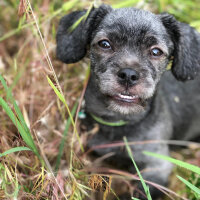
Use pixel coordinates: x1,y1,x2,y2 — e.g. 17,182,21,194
118,94,138,99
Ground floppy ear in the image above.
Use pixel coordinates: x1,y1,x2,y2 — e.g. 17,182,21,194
160,13,200,81
56,4,112,64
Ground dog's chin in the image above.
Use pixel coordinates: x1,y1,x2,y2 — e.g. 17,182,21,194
107,93,146,115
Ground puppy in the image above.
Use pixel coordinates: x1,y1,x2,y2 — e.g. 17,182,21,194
56,4,200,198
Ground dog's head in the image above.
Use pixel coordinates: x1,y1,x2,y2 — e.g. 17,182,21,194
56,4,200,115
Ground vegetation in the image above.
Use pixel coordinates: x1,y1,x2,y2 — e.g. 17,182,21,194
0,0,200,199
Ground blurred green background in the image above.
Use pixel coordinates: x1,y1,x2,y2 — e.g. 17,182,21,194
0,0,200,200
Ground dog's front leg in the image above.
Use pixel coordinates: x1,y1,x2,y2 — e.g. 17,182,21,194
130,143,172,199
127,118,173,199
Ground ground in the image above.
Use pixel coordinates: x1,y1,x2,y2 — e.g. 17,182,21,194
0,0,200,199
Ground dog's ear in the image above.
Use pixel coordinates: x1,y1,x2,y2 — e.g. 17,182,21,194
56,4,112,63
160,13,200,81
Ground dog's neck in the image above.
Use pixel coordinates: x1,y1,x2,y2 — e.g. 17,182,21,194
84,75,154,124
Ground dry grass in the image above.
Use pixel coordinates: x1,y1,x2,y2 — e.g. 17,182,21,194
0,0,200,199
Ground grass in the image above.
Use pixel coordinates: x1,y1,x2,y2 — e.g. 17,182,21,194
124,137,152,200
144,151,200,198
0,74,41,160
0,0,200,199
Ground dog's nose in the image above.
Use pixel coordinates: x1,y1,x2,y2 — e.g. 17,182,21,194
117,68,140,86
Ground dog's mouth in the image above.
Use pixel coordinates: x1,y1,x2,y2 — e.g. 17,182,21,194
109,93,141,104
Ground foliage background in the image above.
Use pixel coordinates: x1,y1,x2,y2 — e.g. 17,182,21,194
0,0,200,199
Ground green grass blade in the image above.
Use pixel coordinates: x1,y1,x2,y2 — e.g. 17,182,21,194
113,0,139,8
69,2,94,32
0,75,43,163
47,76,66,104
69,14,86,31
55,102,78,173
47,76,84,152
0,147,31,158
177,175,200,197
0,98,33,148
62,0,79,11
0,98,40,157
143,151,200,175
124,137,152,200
0,21,35,42
0,74,30,134
0,74,12,99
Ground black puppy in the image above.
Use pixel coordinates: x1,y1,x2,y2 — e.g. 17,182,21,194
56,4,200,198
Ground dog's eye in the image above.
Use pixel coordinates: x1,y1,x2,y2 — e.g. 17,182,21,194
150,48,163,57
98,40,111,49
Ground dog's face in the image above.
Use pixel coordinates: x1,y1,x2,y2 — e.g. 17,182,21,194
56,5,200,115
89,8,173,114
